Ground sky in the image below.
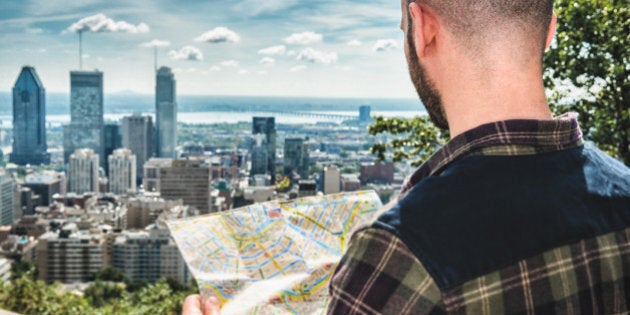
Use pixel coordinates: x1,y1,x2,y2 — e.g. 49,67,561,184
0,0,418,98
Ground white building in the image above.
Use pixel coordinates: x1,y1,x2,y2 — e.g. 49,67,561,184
108,149,137,195
67,149,99,194
0,170,15,226
112,225,188,284
322,166,341,195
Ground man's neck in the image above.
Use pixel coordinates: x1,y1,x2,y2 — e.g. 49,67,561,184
439,58,553,137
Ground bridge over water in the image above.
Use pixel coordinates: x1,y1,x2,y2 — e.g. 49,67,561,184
236,109,358,121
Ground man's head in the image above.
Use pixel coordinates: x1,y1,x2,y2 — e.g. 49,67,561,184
401,0,555,130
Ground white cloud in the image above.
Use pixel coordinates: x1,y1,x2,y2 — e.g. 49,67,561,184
257,70,268,75
289,65,307,72
238,69,249,75
220,60,239,67
287,50,296,57
284,32,323,45
373,39,398,52
67,13,149,34
259,57,275,66
25,28,44,34
140,39,171,48
168,46,203,61
209,66,221,72
347,39,362,46
195,27,240,44
258,45,286,55
335,66,352,71
234,0,299,16
296,48,337,64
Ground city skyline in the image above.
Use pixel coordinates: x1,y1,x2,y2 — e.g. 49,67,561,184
0,0,417,98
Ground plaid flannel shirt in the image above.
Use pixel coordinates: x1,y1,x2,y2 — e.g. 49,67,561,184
327,113,630,314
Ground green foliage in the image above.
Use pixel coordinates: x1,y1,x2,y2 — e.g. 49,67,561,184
94,266,128,283
369,115,449,167
10,260,37,281
0,276,90,315
84,281,126,308
0,271,197,315
544,0,629,165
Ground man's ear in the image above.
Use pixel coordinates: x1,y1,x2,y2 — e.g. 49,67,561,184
409,3,438,58
545,12,557,49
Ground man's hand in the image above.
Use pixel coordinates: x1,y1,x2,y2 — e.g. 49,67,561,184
182,294,220,315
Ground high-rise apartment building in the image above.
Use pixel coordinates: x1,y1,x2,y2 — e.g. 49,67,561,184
67,149,99,194
156,67,177,158
0,171,14,226
11,66,50,165
104,122,122,176
113,226,188,284
122,114,154,183
37,229,106,284
252,117,276,182
108,149,136,195
64,71,104,165
283,138,309,178
159,159,212,214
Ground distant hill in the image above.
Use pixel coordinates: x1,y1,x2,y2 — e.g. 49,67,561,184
0,91,422,115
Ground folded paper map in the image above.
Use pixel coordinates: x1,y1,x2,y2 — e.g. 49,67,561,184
167,191,383,315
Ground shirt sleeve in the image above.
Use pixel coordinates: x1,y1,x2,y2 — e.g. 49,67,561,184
327,227,443,315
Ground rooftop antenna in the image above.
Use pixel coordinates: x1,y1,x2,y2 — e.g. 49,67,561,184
78,30,83,70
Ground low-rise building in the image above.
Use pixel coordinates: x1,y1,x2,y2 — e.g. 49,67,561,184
360,162,394,185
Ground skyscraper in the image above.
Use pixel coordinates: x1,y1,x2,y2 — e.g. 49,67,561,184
122,114,154,184
108,149,136,195
103,122,122,176
250,134,268,177
11,66,49,165
252,117,276,182
64,71,104,165
67,149,99,194
156,67,177,158
359,105,372,122
283,138,309,178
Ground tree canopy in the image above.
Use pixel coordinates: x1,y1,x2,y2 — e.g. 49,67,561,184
544,0,629,165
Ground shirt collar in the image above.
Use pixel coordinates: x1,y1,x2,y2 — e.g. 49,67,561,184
399,112,583,196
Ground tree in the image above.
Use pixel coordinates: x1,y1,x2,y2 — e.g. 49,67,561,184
10,259,38,281
94,266,128,283
544,0,629,165
369,115,449,167
370,0,628,166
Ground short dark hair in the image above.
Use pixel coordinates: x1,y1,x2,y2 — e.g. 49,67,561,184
415,0,554,52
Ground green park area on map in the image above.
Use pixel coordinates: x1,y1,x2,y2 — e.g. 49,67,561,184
167,191,383,314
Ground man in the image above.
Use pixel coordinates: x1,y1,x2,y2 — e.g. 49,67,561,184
326,0,630,313
184,0,630,313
